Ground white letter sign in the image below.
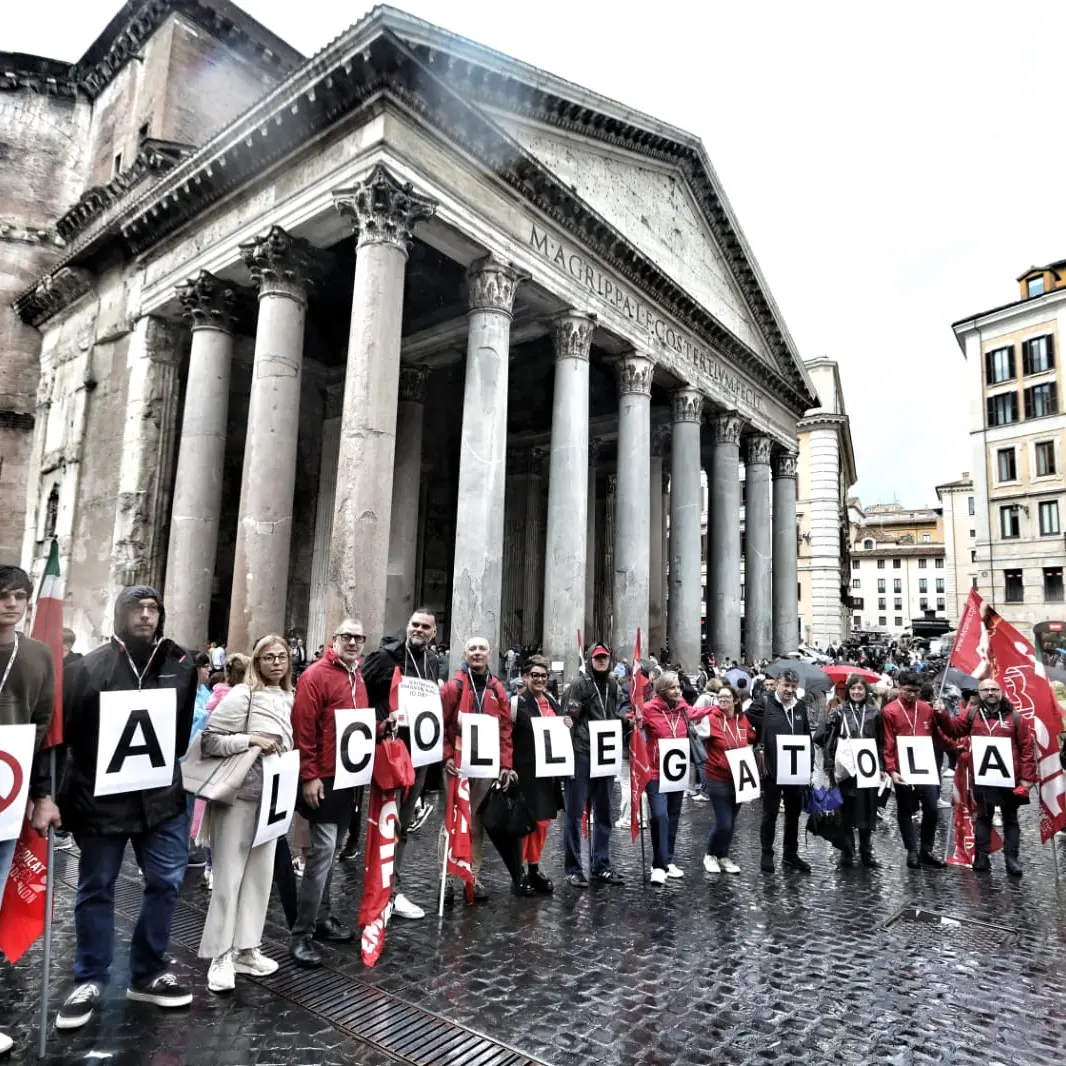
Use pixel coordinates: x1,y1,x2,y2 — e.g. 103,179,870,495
658,738,689,793
972,736,1016,788
401,679,444,768
253,748,300,847
852,739,882,790
588,720,623,778
725,746,761,803
775,735,812,785
532,717,574,778
460,713,500,779
95,688,176,797
897,736,937,785
333,708,377,789
0,724,35,842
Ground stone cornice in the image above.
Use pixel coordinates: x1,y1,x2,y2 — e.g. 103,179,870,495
14,267,94,328
798,411,848,430
0,54,77,97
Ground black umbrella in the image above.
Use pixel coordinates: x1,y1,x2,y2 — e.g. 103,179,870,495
941,666,980,690
477,785,532,885
763,658,832,693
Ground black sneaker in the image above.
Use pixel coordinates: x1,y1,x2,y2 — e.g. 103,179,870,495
782,854,812,874
919,851,947,869
1004,855,1023,878
972,852,991,872
337,836,360,861
760,851,775,873
473,880,490,902
186,845,207,869
125,972,192,1009
409,803,434,832
590,870,624,886
565,872,588,888
56,982,102,1030
906,850,921,869
313,916,353,942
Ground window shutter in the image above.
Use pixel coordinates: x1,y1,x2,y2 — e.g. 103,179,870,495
985,349,994,382
1048,334,1056,370
1024,388,1033,420
1022,340,1031,376
1008,345,1016,378
987,395,995,425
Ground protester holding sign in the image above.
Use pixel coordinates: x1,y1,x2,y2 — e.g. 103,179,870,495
700,685,756,874
361,608,440,921
938,679,1036,876
882,670,951,870
815,676,883,869
747,669,812,874
197,634,293,990
55,586,196,1031
510,656,567,896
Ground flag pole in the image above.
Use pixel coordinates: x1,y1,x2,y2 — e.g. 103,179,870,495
37,748,56,1058
438,778,452,919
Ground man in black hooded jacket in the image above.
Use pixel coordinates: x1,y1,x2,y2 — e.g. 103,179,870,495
54,586,196,1031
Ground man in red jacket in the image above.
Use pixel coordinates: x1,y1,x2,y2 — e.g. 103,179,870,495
288,618,369,968
882,670,950,869
440,636,516,902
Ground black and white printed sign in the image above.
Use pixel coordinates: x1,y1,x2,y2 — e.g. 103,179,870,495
94,688,176,797
850,739,882,789
253,749,300,847
725,746,761,803
588,721,623,778
972,736,1015,788
897,736,937,785
657,738,689,793
460,713,500,779
775,734,812,786
532,717,574,777
402,679,444,768
333,708,377,789
0,724,35,841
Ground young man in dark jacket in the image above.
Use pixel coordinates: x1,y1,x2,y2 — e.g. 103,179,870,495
55,586,196,1030
747,669,812,873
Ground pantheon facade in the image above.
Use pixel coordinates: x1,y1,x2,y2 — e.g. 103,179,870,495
9,2,816,676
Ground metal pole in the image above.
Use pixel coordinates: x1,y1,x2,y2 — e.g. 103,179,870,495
37,748,57,1058
438,781,452,919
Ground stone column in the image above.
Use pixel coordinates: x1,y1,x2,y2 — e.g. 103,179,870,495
307,382,343,656
543,313,594,678
450,258,522,649
602,472,617,644
521,447,547,647
708,412,743,663
743,435,773,662
612,352,653,657
669,388,704,672
772,451,800,656
384,366,430,636
164,272,239,650
661,467,671,659
228,226,315,651
501,447,529,652
326,166,437,646
108,314,183,629
648,425,670,660
584,437,602,644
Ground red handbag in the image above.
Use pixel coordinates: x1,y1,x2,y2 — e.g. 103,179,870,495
372,736,416,791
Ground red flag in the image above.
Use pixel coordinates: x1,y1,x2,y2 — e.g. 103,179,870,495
387,666,402,715
946,749,1003,866
444,774,476,904
358,782,400,967
628,630,651,842
949,588,1066,843
0,823,48,963
32,539,64,749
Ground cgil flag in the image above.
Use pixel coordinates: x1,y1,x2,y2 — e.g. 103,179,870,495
628,629,652,843
949,588,1066,843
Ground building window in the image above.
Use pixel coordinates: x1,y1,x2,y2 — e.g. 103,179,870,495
851,578,861,590
1039,500,1061,535
936,578,945,593
1000,506,1020,539
918,578,928,593
852,616,861,629
971,550,977,562
1004,569,1024,603
936,597,945,611
851,558,860,570
1036,440,1057,477
968,496,975,515
894,616,904,627
919,597,928,610
798,583,801,601
878,597,886,610
972,576,979,588
920,532,931,543
863,539,874,549
877,578,886,593
917,558,926,569
1023,335,1055,375
893,558,901,569
997,447,1017,482
894,598,902,610
987,392,1019,426
985,345,1015,384
1027,276,1045,298
893,579,902,593
877,559,885,570
970,528,976,538
878,616,887,627
935,557,944,568
1045,568,1065,603
1024,382,1058,419
44,484,59,539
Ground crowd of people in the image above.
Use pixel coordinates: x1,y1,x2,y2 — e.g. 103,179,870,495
0,563,1053,1056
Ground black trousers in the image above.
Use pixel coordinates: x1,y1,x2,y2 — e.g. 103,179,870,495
974,787,1021,858
895,783,939,853
760,781,804,856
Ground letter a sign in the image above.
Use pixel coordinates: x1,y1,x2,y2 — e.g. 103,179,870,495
972,736,1015,788
725,746,761,803
658,738,689,793
95,689,176,796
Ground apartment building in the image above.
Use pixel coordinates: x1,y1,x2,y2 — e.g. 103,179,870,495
935,472,978,625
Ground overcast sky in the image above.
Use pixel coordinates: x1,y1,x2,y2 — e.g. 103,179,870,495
9,1,1064,507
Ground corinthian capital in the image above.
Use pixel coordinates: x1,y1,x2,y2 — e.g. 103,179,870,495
671,387,703,425
616,352,654,396
239,225,318,305
551,312,595,362
398,365,429,404
772,451,799,479
468,257,522,315
710,412,743,446
745,434,773,467
176,270,240,333
333,164,437,254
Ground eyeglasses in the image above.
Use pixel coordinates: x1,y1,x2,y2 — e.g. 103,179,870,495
259,653,288,664
979,687,1001,694
409,621,434,631
528,672,548,681
335,633,366,644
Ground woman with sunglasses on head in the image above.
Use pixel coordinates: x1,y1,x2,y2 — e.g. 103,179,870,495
197,633,294,993
701,684,755,874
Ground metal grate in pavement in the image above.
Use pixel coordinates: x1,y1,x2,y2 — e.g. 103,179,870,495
885,906,1019,951
100,872,549,1066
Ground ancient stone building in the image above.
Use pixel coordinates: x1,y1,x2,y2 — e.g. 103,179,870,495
9,1,817,674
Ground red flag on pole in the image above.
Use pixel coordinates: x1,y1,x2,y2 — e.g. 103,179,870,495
444,775,476,905
0,826,48,964
949,588,1066,843
946,749,1003,866
358,783,399,967
32,539,64,750
628,629,652,843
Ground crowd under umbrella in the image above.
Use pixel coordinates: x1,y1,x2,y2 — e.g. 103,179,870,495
763,658,832,693
940,666,981,690
821,664,880,685
725,667,752,688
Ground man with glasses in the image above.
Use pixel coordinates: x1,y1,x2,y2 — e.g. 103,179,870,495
362,608,440,920
289,619,369,967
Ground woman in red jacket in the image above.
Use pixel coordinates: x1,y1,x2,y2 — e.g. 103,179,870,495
642,671,712,885
701,685,755,875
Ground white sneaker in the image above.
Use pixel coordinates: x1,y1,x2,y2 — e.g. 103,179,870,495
691,793,710,804
202,868,213,891
649,867,667,885
943,768,955,777
207,952,235,993
614,818,630,830
666,863,685,879
392,893,426,920
937,798,952,809
0,1031,12,1054
232,947,278,977
720,857,741,874
703,855,721,874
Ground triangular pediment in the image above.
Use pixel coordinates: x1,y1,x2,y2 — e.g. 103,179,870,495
492,115,774,366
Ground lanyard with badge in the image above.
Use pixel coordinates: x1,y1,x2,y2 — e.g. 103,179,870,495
0,632,19,699
120,638,162,691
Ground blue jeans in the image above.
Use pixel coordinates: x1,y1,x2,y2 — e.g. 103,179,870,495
564,750,614,876
646,779,683,870
0,837,16,896
73,811,188,984
705,780,739,858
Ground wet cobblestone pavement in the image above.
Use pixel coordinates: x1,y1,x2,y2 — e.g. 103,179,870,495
5,781,1066,1065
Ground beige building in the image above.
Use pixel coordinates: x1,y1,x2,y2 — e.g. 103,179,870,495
848,504,947,636
935,472,978,625
952,260,1066,645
